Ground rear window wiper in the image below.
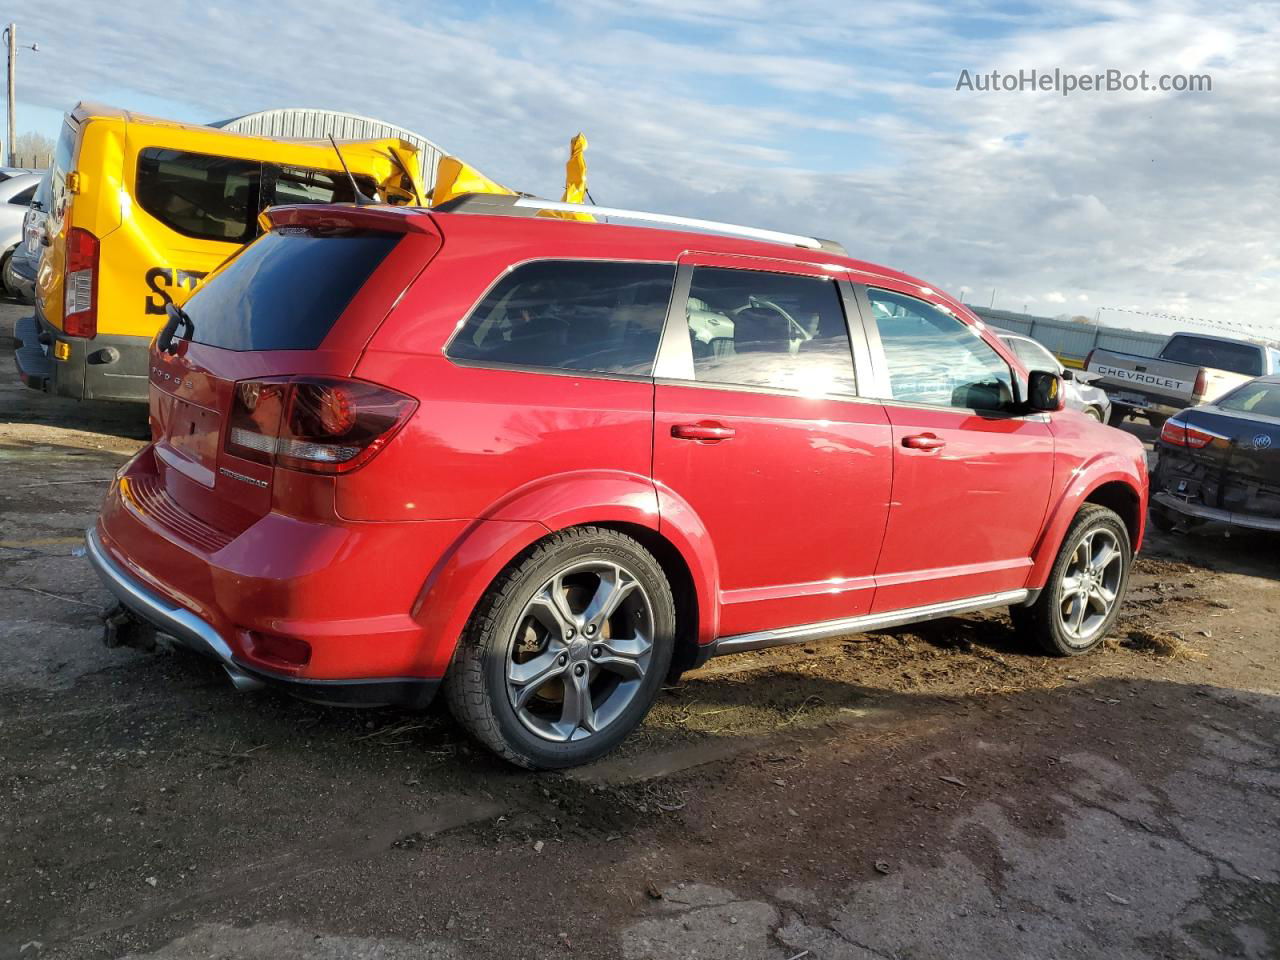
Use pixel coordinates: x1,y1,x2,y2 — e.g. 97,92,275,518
158,302,194,354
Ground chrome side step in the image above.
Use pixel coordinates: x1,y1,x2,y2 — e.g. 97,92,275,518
712,589,1030,656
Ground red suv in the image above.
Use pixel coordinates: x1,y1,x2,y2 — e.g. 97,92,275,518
89,196,1148,769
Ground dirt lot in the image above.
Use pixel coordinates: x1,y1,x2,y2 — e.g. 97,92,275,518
2,300,1278,960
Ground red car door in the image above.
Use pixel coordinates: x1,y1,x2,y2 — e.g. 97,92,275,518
652,255,892,638
856,283,1055,612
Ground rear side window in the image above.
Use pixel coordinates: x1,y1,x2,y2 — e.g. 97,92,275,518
871,289,1014,412
447,260,675,377
136,149,261,243
8,184,35,206
681,267,857,396
182,229,400,351
1161,336,1262,377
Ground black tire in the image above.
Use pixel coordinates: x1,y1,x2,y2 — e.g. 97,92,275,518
1145,412,1167,430
1106,405,1129,427
1010,504,1131,656
0,249,12,297
444,526,676,770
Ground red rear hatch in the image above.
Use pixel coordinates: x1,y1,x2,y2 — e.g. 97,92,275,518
144,205,440,544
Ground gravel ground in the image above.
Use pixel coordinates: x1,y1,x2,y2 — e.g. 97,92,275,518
1,301,1277,960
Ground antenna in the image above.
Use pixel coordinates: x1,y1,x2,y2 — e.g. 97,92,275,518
327,134,376,206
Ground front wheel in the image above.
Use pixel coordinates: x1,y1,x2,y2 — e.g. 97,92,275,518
1084,405,1104,423
0,249,13,297
444,527,676,769
1011,504,1131,656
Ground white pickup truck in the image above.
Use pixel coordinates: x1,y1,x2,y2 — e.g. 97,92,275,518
1086,332,1280,426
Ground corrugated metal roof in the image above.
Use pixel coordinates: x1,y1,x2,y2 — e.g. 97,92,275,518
212,109,448,188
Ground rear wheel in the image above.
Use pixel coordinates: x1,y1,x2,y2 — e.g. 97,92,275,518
1083,405,1104,423
1107,405,1129,427
444,527,676,769
1010,504,1131,656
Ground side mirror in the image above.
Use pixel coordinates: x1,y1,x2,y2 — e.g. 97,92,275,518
1060,367,1075,381
1027,369,1065,412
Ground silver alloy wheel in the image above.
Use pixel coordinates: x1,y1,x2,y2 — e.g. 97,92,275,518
1058,528,1123,645
505,560,654,743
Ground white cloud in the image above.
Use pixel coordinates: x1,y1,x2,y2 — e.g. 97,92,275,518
19,0,1280,336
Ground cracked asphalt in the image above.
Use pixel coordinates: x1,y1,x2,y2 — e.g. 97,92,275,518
2,301,1278,959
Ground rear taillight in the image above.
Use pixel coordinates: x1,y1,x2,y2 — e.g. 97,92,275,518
63,227,99,338
1192,369,1208,398
226,376,416,474
1159,418,1217,449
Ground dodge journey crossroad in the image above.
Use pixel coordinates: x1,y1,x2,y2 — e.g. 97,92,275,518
88,194,1149,769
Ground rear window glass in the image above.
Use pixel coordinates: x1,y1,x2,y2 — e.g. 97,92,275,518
8,184,36,205
447,260,675,377
1218,381,1280,418
1161,336,1263,377
270,165,376,205
137,149,261,243
182,229,400,351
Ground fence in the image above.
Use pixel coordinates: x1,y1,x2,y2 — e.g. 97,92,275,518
969,306,1168,367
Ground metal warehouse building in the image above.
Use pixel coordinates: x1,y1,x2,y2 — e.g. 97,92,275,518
212,108,448,190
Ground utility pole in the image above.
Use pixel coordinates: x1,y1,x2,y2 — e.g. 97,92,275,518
3,23,36,168
5,23,15,167
989,288,997,308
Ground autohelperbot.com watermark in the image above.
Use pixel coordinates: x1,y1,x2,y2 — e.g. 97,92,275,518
955,68,1212,96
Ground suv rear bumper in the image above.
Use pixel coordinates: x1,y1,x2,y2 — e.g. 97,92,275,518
87,525,442,708
90,447,465,706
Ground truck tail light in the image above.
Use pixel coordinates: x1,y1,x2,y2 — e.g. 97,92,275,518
1160,418,1216,449
225,376,416,474
63,227,99,338
1192,369,1208,398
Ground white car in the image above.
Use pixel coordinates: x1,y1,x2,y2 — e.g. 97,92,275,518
0,171,42,298
996,331,1113,423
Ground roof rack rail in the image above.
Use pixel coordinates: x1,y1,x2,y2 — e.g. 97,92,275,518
430,193,846,255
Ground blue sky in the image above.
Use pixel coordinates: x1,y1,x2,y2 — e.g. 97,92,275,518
10,0,1280,336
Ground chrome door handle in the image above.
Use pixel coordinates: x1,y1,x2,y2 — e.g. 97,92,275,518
902,433,945,451
672,422,736,443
